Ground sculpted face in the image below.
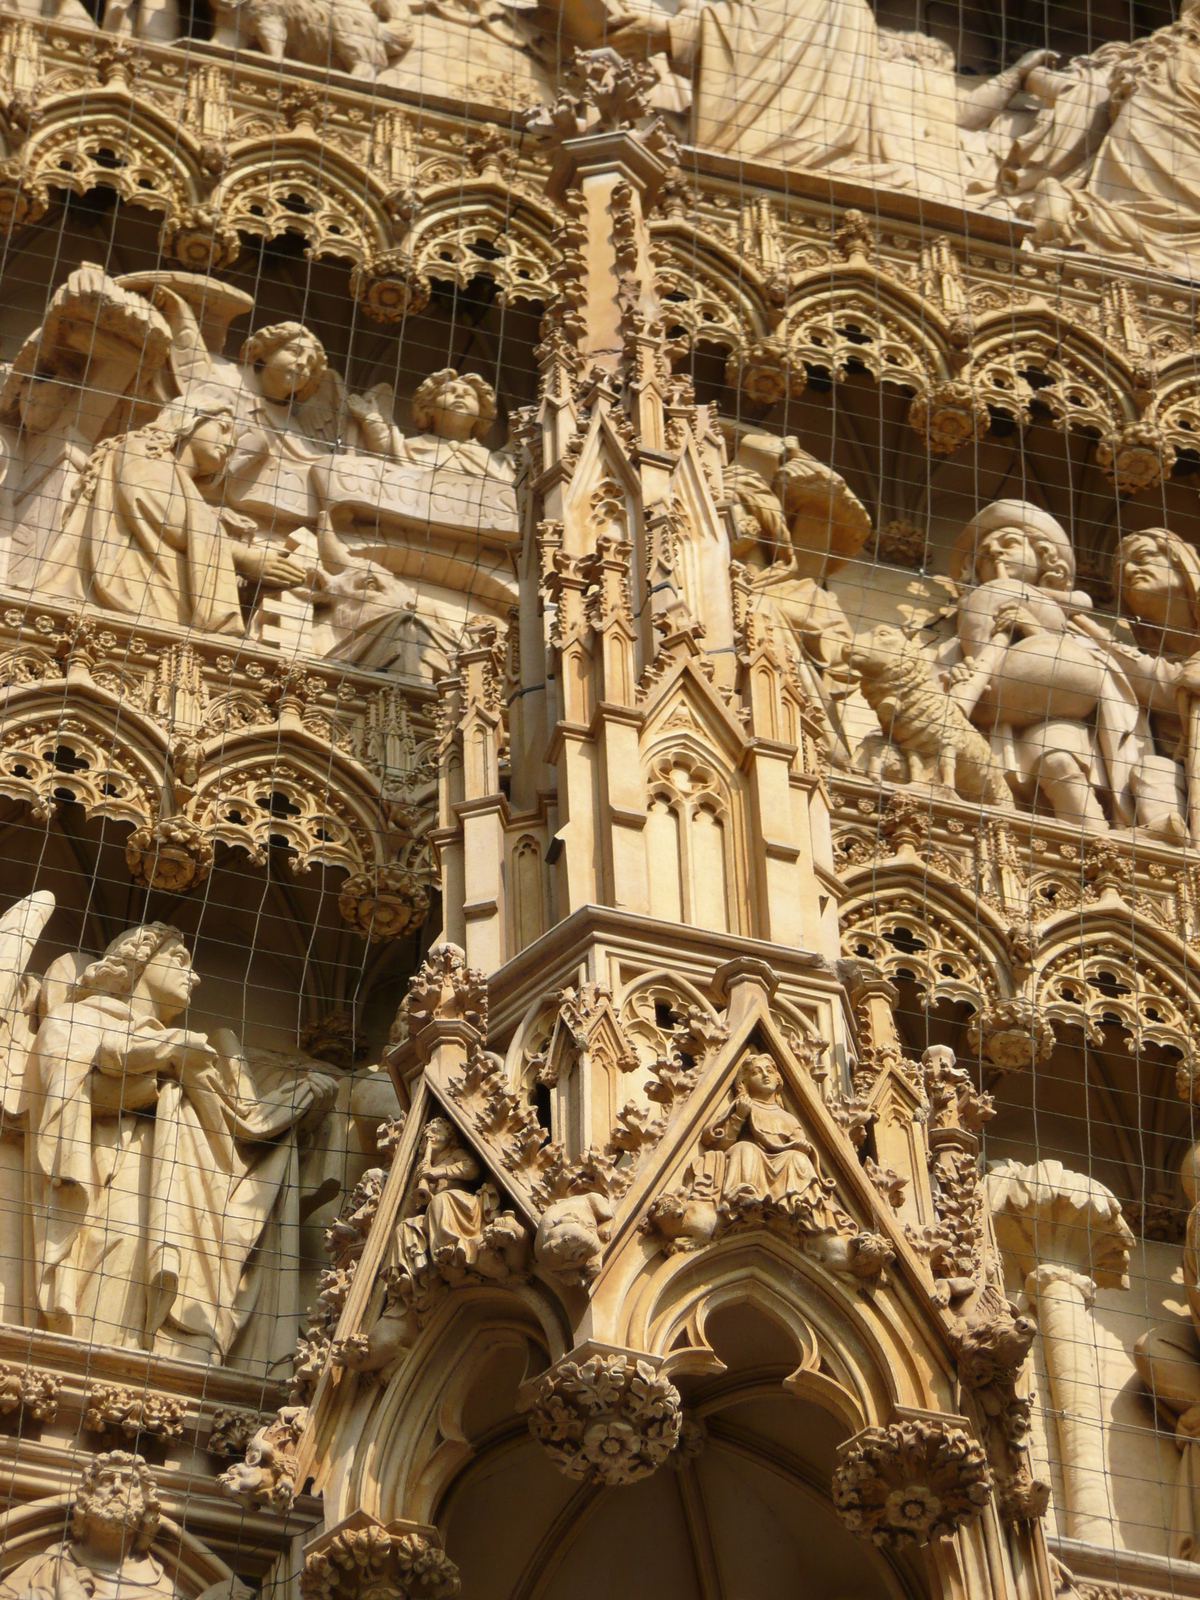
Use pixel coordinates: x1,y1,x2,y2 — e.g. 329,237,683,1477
741,1054,780,1098
186,414,236,476
976,526,1041,586
141,940,198,1019
1119,536,1184,621
76,1462,151,1557
424,375,483,440
258,339,312,403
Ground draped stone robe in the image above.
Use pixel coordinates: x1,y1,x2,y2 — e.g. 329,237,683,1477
22,994,329,1368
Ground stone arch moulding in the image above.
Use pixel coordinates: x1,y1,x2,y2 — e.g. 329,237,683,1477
624,1236,951,1433
1032,912,1200,1081
344,1296,565,1528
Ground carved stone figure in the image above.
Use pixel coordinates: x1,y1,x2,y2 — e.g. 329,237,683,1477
701,1052,837,1227
0,265,172,591
398,1117,525,1284
534,1191,614,1281
341,1118,526,1368
849,623,1015,808
23,922,337,1364
938,499,1183,835
209,0,413,77
34,406,301,632
728,433,866,743
1112,529,1200,837
352,368,514,483
0,1452,232,1600
1014,3,1200,275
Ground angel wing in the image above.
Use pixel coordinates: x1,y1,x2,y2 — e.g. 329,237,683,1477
0,890,54,1120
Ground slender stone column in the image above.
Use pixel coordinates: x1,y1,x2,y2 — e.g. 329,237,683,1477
988,1160,1134,1545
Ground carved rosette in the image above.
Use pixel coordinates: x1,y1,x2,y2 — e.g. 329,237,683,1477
833,1417,993,1548
907,381,989,455
726,338,804,405
125,816,214,893
339,866,431,941
301,1523,460,1600
349,252,432,323
520,1349,683,1486
159,206,242,272
966,999,1055,1072
1096,421,1175,495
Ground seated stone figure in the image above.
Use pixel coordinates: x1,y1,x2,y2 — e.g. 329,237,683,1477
33,406,303,634
701,1052,836,1228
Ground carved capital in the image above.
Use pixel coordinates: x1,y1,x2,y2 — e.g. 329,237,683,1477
83,1383,186,1441
520,1344,683,1486
0,1361,60,1422
907,380,989,455
301,1514,460,1600
965,999,1055,1072
349,252,432,324
988,1160,1134,1290
832,1413,993,1548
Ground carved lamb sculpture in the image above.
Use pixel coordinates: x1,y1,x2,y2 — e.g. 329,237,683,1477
210,0,412,77
850,624,1015,810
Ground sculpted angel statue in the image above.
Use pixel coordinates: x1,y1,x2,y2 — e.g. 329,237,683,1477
22,920,337,1365
348,367,515,482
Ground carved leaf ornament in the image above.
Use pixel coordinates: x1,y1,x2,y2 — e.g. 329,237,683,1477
833,1417,993,1548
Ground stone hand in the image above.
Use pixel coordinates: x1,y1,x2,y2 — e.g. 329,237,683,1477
233,545,309,589
991,599,1049,637
1177,655,1200,696
607,7,671,55
1012,47,1058,84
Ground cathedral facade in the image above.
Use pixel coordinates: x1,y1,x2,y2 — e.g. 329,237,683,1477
0,1,1197,1596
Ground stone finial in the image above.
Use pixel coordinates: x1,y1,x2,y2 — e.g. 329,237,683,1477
395,943,488,1041
833,1414,993,1548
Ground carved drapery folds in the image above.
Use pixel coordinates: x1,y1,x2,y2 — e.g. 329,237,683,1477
832,1415,994,1548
